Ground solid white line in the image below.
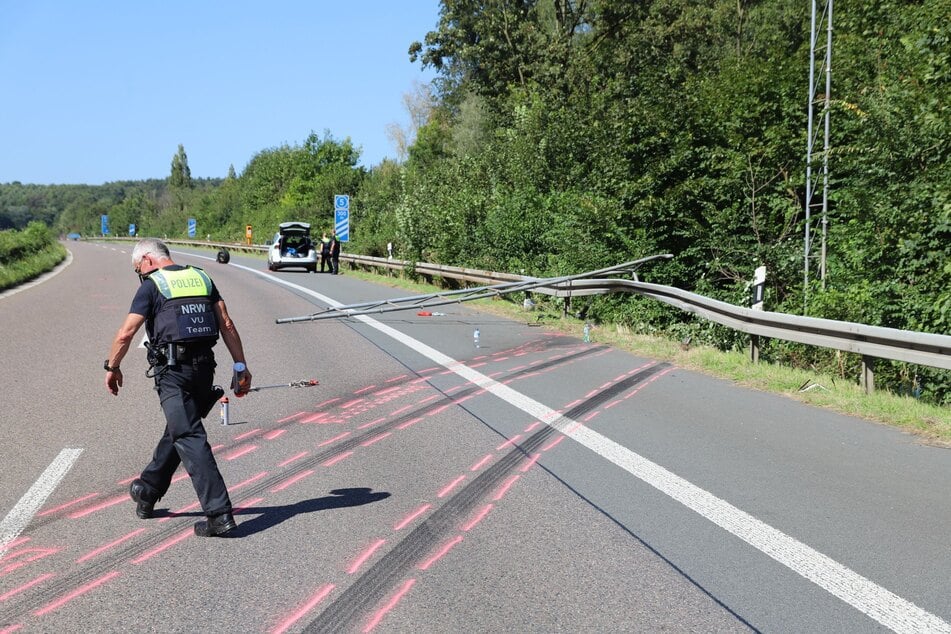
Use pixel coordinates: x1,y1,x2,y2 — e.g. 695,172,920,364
187,252,951,633
0,448,83,557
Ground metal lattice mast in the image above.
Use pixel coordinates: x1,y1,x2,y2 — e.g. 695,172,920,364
804,0,833,312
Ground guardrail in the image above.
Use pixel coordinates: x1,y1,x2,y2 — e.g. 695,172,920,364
93,237,950,392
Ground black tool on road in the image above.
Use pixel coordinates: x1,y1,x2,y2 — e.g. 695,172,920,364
246,379,319,392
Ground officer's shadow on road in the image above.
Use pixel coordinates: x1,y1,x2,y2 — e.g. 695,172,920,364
225,487,390,537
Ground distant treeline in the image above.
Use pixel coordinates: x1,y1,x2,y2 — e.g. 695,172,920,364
1,0,948,403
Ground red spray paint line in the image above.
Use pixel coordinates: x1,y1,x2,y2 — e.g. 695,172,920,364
418,536,464,571
341,398,365,409
346,539,387,574
519,453,541,473
385,374,409,383
496,434,523,451
395,417,423,430
131,529,192,564
279,451,309,467
0,573,54,602
387,404,414,418
224,444,258,461
541,435,565,452
314,397,341,409
2,547,59,575
76,529,147,563
159,501,201,522
358,416,387,430
353,384,378,395
0,623,23,633
38,493,99,516
360,432,391,447
321,451,353,467
318,432,351,447
33,570,120,616
1,537,29,551
469,454,494,471
68,494,127,519
270,583,336,634
270,469,315,493
491,475,521,502
461,504,494,532
276,411,307,423
234,428,262,441
362,578,416,633
394,504,432,531
231,471,269,492
264,429,287,440
437,475,466,498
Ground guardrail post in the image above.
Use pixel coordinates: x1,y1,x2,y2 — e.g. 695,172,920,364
750,335,760,363
860,355,875,394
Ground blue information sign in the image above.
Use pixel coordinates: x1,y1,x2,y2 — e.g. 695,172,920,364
129,223,136,237
101,215,109,235
334,194,350,241
187,218,197,238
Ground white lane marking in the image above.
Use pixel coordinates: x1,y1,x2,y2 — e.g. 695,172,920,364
0,249,73,300
0,448,83,557
180,252,951,633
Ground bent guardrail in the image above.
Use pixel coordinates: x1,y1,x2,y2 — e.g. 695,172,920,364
94,237,949,392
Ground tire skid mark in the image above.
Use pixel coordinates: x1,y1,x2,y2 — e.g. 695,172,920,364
6,341,655,629
300,362,671,632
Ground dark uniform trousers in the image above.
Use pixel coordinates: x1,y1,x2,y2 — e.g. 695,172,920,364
140,354,232,517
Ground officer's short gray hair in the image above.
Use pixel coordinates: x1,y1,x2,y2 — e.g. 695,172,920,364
132,238,170,263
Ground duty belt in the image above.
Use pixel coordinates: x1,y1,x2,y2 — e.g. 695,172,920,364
167,343,214,365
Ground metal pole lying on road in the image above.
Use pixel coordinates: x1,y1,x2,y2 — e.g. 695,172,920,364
274,254,673,324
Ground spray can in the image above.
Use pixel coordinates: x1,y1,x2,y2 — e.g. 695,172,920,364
220,396,230,426
232,362,250,397
473,328,480,348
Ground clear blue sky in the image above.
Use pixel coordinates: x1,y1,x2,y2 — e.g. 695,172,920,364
0,2,440,185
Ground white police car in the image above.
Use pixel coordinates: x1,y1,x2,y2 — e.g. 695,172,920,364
267,222,318,273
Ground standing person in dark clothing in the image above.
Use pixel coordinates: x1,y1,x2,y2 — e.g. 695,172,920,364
104,238,252,537
320,232,332,273
330,233,341,274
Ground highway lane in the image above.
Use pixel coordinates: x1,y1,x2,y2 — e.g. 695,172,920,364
0,240,949,632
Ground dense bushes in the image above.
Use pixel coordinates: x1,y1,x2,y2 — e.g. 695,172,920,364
0,222,66,291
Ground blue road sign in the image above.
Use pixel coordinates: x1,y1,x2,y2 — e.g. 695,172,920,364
335,209,350,242
187,218,197,238
101,215,109,235
129,223,136,237
334,194,350,241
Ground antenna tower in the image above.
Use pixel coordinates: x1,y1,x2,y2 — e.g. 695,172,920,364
804,0,833,313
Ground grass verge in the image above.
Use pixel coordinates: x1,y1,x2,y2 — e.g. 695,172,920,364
342,266,951,446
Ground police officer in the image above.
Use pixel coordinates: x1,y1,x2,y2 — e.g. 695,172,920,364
104,238,252,537
330,233,341,274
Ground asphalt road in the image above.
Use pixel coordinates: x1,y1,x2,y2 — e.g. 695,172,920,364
1,240,950,633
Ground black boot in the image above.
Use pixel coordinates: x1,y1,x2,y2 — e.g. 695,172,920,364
194,512,237,537
129,479,156,519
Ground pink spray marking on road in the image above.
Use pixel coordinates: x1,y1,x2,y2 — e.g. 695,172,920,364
417,536,463,571
322,452,353,467
76,529,147,563
38,493,99,516
0,573,54,602
363,578,416,633
33,571,120,616
394,504,432,531
437,475,466,498
347,539,387,574
270,583,336,634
